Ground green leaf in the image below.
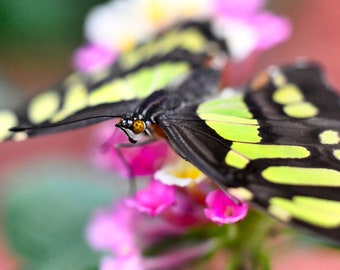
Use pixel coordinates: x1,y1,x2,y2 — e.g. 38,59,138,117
2,160,127,270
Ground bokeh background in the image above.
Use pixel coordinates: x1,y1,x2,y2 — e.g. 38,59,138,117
1,0,340,269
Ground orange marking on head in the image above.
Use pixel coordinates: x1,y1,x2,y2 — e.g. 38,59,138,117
132,119,146,134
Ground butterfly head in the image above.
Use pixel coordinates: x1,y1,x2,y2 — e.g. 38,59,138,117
116,114,149,143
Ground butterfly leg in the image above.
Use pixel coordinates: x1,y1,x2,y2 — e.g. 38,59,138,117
112,144,137,194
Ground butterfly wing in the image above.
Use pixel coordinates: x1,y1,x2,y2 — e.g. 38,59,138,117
0,20,228,142
158,62,340,241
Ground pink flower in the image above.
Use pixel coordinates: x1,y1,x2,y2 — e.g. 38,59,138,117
73,43,117,73
248,12,291,50
162,189,209,227
125,180,175,216
93,123,173,178
213,0,265,18
86,203,139,256
204,190,248,225
212,0,291,59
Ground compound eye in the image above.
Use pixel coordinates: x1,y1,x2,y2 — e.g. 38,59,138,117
132,119,146,134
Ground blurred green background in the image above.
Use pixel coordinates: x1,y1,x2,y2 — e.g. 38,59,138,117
0,0,107,101
0,0,105,58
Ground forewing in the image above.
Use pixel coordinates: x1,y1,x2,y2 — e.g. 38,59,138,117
159,62,340,241
0,20,228,142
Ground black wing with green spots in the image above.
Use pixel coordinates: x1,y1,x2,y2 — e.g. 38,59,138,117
2,18,340,242
0,20,228,142
157,62,340,241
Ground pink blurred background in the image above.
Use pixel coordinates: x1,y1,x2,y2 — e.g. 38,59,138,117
1,0,340,269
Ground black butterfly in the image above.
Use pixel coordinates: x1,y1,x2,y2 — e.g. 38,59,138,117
2,20,340,242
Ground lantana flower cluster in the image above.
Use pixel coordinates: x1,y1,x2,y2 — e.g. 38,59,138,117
74,0,291,269
89,130,249,269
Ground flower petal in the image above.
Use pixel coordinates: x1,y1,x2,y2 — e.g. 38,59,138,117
73,43,117,73
92,123,172,178
250,12,292,50
155,159,205,187
86,203,138,256
213,0,265,18
204,190,248,225
125,180,175,216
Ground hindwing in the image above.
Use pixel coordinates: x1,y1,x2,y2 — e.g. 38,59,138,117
158,62,340,241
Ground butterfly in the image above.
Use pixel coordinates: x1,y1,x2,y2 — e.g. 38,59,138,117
1,19,340,243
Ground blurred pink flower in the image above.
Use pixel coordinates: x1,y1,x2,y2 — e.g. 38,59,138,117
204,190,248,225
248,12,291,50
93,123,173,178
87,200,217,270
73,43,117,73
86,198,212,270
125,180,176,216
213,0,265,18
162,188,209,227
86,202,139,257
213,0,291,58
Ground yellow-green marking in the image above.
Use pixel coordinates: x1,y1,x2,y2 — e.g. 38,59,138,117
51,83,88,123
225,150,249,169
28,90,60,124
231,142,310,159
283,101,319,118
0,110,18,141
262,166,340,186
198,94,261,143
273,84,304,104
270,196,340,228
120,27,206,69
319,130,340,145
89,62,189,106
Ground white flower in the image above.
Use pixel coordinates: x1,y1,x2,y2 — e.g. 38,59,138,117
212,18,258,61
155,159,206,187
84,0,212,52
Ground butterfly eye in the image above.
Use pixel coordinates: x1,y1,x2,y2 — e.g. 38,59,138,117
132,119,146,134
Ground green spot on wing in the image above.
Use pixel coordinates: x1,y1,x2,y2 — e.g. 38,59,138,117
283,102,319,118
89,62,189,106
28,91,60,124
128,62,189,98
0,110,18,141
119,27,207,69
126,67,156,98
206,121,261,143
270,197,340,228
262,166,340,186
151,62,189,90
273,84,304,104
232,143,310,159
319,130,340,145
333,149,340,160
198,95,253,119
199,113,257,124
198,94,260,143
89,79,134,106
225,150,249,169
51,84,88,123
